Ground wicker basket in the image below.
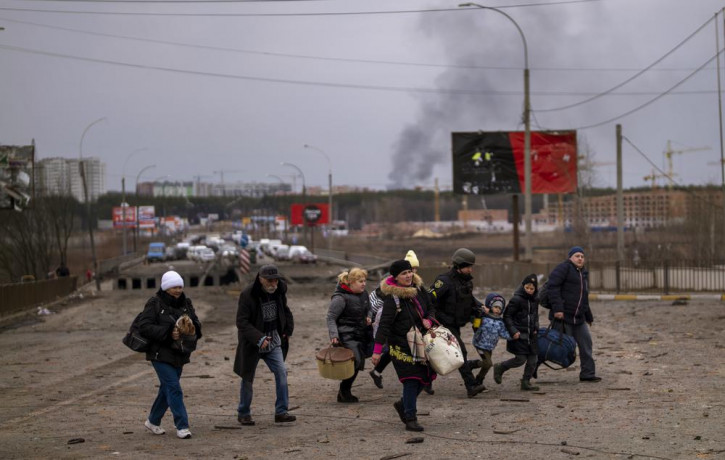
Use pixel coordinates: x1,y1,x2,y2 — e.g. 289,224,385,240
315,346,355,380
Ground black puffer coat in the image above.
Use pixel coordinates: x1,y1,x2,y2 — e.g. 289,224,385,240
547,260,593,325
138,289,202,368
504,276,539,356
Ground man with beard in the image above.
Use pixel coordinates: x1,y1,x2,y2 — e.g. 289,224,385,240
429,248,486,398
233,264,296,425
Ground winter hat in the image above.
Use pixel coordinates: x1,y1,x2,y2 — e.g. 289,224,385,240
161,270,184,291
404,250,420,268
484,293,505,310
568,246,585,258
389,259,413,278
522,273,538,290
259,264,282,279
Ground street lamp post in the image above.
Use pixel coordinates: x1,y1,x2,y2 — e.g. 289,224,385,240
304,144,333,249
79,117,106,291
122,148,147,256
133,164,155,253
458,3,532,260
281,162,308,247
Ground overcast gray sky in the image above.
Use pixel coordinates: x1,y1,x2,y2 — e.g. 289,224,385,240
1,0,724,193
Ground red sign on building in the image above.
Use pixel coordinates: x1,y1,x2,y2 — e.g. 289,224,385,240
289,203,330,226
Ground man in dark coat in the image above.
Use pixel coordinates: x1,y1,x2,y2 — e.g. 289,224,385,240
547,246,601,382
429,248,486,398
233,264,296,425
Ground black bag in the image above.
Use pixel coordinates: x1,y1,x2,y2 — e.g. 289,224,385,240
536,320,576,370
122,309,153,352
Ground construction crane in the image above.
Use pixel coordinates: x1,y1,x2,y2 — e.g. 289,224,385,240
643,169,668,190
663,140,710,189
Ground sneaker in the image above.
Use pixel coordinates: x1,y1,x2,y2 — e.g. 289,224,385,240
237,414,255,426
144,420,165,435
493,363,504,384
176,428,192,439
369,370,384,389
274,413,297,423
580,376,602,382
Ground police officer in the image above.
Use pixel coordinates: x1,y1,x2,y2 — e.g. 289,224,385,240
429,248,486,398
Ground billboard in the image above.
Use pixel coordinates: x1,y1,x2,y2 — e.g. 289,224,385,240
0,144,34,211
289,203,330,227
138,205,156,229
112,206,138,228
452,131,577,195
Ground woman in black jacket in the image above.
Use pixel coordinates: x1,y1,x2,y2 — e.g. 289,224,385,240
326,268,371,403
372,260,436,432
137,271,202,439
493,274,540,391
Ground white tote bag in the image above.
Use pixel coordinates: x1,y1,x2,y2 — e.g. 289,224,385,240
423,325,465,375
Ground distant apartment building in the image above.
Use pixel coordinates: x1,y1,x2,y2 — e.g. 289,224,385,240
35,157,106,202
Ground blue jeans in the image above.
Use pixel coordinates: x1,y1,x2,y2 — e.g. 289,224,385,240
237,346,289,416
149,361,189,430
564,322,596,378
402,379,423,419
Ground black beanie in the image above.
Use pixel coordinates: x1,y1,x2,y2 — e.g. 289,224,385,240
522,273,538,289
389,259,412,278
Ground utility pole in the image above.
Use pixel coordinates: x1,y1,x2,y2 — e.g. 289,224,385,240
616,124,624,264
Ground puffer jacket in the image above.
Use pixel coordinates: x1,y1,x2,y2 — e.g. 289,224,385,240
138,289,202,368
547,260,593,325
327,283,371,343
504,283,539,355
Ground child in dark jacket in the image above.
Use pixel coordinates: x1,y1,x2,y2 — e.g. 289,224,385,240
472,293,511,388
493,274,541,391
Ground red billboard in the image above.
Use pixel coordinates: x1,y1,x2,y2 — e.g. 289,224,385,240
290,203,330,226
452,130,578,195
112,206,137,228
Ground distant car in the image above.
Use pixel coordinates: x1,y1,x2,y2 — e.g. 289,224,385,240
197,247,216,263
294,249,317,264
165,247,177,261
146,242,166,263
274,246,291,261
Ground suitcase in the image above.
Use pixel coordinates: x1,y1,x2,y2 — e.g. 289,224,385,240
316,346,355,380
537,321,577,370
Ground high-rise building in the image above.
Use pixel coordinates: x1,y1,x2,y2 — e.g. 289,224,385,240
35,157,106,201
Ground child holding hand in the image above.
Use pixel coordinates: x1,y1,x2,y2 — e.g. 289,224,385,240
472,293,512,389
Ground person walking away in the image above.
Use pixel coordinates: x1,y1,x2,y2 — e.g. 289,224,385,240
429,248,486,398
547,246,601,382
368,250,424,390
493,275,540,391
372,260,436,432
472,293,511,389
327,268,372,403
138,270,202,439
233,264,296,426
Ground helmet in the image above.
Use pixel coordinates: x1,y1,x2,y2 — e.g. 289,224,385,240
451,248,476,266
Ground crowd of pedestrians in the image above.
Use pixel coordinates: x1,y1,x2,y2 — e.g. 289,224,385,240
136,245,600,437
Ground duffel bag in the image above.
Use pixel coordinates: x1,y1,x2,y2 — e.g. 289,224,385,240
316,345,355,380
423,325,464,375
537,320,577,370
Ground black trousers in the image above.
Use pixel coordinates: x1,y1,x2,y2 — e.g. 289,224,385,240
445,324,477,388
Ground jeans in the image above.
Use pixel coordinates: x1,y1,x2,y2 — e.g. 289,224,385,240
402,379,424,419
238,346,289,416
500,353,538,380
148,361,189,430
564,322,596,378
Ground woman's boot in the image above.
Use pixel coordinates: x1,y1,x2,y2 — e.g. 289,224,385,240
404,416,424,432
520,379,540,391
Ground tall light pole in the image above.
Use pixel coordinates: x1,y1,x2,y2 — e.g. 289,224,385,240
79,117,106,291
282,162,307,247
303,144,333,246
459,3,532,260
122,148,147,256
134,164,155,253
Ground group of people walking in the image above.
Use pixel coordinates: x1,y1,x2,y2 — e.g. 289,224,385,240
135,244,599,438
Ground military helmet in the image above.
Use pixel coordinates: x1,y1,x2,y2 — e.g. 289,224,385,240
451,248,476,266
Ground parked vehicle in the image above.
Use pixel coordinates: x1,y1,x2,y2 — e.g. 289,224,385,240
197,247,216,263
187,245,208,262
294,248,317,264
146,242,166,263
288,245,308,260
274,245,291,261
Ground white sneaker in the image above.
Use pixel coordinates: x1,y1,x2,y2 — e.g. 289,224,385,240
177,428,192,439
144,420,165,435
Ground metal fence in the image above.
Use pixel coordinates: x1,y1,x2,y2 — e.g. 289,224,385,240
0,276,78,316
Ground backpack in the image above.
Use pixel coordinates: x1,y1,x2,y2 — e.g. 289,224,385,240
122,303,158,352
538,281,552,309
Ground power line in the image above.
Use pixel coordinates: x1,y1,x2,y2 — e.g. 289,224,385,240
536,14,717,112
0,16,718,74
0,42,719,98
568,48,724,131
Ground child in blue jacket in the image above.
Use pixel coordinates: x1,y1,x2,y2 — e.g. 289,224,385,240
472,293,511,389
